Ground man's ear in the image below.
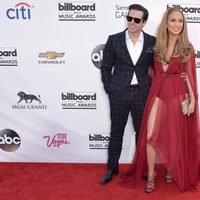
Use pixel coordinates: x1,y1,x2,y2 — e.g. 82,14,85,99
142,20,147,27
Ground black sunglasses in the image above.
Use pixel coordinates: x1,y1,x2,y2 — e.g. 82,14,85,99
126,16,142,24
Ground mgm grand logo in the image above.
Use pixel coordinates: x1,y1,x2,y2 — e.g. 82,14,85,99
12,91,47,109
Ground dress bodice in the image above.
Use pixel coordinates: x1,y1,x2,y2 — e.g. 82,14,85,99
154,56,186,75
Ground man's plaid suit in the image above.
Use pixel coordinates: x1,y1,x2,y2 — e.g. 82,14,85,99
101,29,156,170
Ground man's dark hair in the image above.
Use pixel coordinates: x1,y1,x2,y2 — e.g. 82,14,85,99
128,4,149,22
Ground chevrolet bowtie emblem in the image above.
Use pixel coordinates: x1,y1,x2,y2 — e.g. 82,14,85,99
39,51,65,59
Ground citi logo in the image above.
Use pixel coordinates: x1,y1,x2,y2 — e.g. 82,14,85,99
167,4,200,14
0,49,17,57
58,2,95,11
89,134,110,141
6,2,32,20
62,93,96,100
0,129,21,152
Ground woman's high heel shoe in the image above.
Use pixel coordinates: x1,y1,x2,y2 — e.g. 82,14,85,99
165,171,173,184
145,171,157,193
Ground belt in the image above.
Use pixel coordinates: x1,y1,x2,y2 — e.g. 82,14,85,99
129,84,139,89
162,73,182,77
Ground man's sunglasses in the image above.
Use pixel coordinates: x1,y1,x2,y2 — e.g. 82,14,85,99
126,16,142,24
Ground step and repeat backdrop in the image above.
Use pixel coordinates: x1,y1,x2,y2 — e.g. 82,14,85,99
0,0,200,163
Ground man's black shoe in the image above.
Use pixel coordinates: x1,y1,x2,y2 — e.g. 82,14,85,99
100,169,119,185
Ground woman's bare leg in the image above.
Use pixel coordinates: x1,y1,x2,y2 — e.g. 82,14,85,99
146,97,159,175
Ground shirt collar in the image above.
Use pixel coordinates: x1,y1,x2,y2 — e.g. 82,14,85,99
126,30,144,42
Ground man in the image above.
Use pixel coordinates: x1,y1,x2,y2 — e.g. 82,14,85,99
100,4,156,185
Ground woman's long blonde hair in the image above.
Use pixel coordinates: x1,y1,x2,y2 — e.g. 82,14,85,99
153,7,191,63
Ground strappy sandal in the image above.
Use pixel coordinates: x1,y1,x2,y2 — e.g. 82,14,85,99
145,171,157,193
165,171,173,184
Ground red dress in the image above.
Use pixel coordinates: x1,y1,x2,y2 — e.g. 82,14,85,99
121,51,200,192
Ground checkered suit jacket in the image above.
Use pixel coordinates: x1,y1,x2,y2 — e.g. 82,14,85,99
101,29,156,95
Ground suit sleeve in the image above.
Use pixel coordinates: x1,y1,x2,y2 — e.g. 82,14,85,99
151,37,156,70
101,35,115,94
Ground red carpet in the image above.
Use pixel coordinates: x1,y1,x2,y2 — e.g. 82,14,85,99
0,163,200,200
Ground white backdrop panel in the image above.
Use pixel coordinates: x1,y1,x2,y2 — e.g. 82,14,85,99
0,0,199,163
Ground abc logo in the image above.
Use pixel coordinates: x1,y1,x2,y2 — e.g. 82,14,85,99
0,129,21,152
91,44,105,69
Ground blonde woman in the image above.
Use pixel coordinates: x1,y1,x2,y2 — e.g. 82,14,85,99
121,7,200,193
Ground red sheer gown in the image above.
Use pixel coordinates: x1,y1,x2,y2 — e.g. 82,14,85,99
121,50,200,192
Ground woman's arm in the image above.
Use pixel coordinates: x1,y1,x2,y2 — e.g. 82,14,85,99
185,74,195,115
185,48,197,116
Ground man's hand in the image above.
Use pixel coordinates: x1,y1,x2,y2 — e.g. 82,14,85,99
148,66,154,79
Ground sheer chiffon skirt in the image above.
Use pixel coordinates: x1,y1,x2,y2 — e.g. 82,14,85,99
120,76,200,192
148,95,198,191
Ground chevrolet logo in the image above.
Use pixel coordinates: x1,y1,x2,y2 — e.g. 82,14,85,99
39,51,65,59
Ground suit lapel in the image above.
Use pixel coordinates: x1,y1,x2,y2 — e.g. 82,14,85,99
121,30,135,66
135,31,149,67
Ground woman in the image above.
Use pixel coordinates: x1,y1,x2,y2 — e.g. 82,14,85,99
121,7,200,192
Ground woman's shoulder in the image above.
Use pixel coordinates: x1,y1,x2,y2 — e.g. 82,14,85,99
153,56,161,64
188,43,194,51
187,43,195,58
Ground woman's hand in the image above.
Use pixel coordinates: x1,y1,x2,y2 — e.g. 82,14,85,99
181,72,186,81
187,102,195,116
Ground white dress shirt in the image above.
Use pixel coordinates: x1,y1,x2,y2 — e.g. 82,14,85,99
126,30,144,85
